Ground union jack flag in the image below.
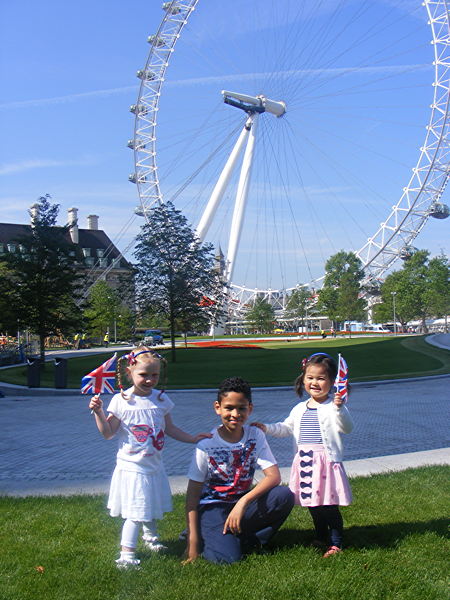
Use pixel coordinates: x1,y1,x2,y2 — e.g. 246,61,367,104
334,353,349,403
81,353,117,395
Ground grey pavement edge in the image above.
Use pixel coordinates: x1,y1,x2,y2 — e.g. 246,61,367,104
3,448,448,498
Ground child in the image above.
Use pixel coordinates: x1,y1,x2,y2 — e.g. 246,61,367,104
89,346,211,569
184,376,294,565
253,352,353,557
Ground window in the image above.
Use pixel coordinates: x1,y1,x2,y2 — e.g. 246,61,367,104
82,248,91,257
7,243,16,253
97,249,104,258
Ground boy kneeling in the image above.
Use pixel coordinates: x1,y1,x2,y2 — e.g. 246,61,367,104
184,377,294,564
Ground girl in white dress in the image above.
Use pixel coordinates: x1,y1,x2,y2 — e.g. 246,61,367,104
89,346,210,568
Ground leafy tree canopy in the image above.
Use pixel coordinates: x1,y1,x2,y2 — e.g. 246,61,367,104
245,297,275,334
2,195,83,360
374,250,449,331
133,201,225,360
318,250,366,324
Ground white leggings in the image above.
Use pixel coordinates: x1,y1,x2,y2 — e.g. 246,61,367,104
120,519,158,549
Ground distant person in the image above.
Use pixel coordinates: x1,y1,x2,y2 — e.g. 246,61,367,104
103,332,109,347
88,346,211,569
183,376,294,564
73,332,80,350
253,353,353,558
79,332,87,349
321,329,327,339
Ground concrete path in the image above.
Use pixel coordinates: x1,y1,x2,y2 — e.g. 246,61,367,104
0,375,448,497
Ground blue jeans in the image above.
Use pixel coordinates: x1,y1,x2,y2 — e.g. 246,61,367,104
199,486,294,564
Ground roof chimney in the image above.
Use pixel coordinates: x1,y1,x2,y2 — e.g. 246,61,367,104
30,203,40,228
67,207,79,244
87,214,99,230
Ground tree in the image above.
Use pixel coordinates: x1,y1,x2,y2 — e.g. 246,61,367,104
245,297,275,333
84,280,122,339
374,250,449,332
285,287,311,331
133,201,225,361
2,195,83,361
424,254,450,331
0,261,18,334
318,251,366,326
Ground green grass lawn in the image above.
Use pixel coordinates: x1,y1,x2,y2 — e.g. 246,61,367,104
0,335,449,389
0,466,448,600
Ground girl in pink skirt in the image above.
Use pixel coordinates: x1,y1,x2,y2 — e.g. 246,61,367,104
253,352,353,557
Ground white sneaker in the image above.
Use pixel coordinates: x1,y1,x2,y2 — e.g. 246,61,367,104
115,557,141,569
143,539,167,552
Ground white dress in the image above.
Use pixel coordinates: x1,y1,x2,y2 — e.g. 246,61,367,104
106,388,173,521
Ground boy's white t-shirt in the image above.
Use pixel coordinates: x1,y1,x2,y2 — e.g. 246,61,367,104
107,388,174,474
188,424,276,504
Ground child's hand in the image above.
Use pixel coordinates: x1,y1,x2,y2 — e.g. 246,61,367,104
223,502,246,535
89,394,103,414
181,550,199,565
333,392,344,408
250,421,267,432
192,432,213,443
181,541,200,564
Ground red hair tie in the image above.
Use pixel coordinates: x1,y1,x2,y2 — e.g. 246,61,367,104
301,357,308,370
126,352,137,366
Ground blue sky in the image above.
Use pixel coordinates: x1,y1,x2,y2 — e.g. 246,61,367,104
1,0,448,291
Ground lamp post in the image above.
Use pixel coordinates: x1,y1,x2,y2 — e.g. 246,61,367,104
391,291,397,335
114,314,122,344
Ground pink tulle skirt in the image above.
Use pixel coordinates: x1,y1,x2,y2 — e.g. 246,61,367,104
289,443,352,507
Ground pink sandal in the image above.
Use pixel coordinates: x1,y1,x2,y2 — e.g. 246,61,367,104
323,545,342,558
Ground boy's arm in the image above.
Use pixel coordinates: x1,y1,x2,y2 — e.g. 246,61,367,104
223,464,281,535
183,479,204,564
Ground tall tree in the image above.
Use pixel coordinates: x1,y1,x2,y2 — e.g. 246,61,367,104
0,261,18,334
374,250,449,332
285,287,311,331
2,195,83,361
133,201,224,361
245,297,275,333
424,254,450,330
318,251,366,326
83,280,123,339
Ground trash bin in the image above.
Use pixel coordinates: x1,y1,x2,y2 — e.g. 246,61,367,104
54,357,68,389
27,357,41,387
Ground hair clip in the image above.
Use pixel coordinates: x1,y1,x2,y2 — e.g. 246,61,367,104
126,352,137,365
301,357,308,370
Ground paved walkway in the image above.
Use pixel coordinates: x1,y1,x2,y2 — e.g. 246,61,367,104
0,375,448,497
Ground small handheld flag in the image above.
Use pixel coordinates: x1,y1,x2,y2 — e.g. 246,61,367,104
334,353,349,403
81,353,117,395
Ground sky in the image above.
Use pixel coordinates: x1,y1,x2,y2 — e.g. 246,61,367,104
1,0,449,293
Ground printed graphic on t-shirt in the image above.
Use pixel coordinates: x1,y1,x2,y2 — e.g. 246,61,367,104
130,424,165,451
131,424,152,443
203,440,257,502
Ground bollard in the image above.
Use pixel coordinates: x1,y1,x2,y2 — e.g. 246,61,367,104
54,357,68,389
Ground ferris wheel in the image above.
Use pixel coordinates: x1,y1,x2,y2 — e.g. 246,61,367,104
128,0,450,311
